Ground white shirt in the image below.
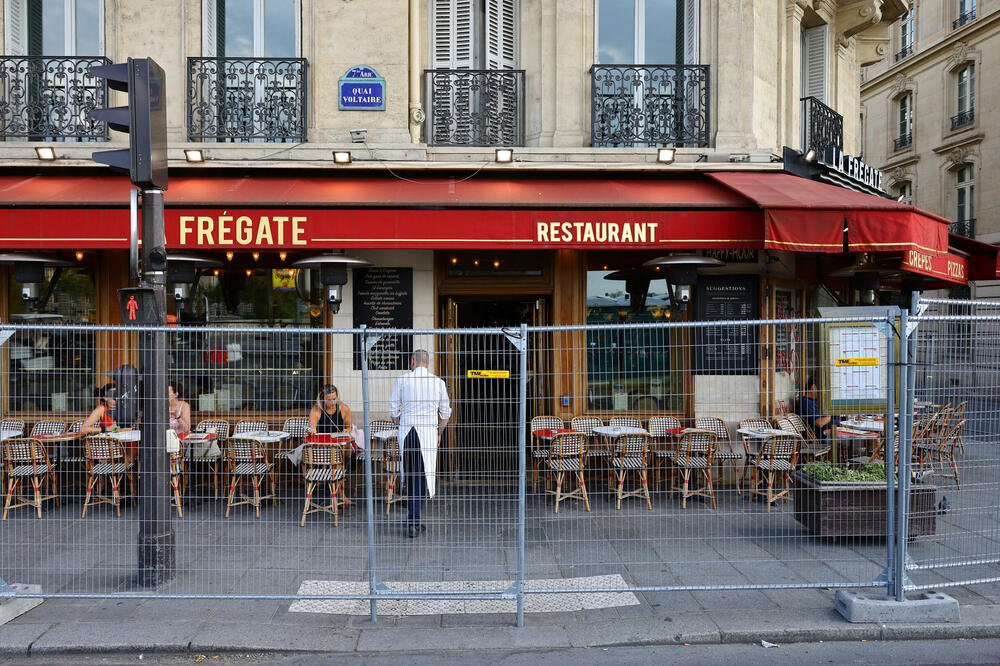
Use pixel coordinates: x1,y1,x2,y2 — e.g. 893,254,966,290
389,365,452,435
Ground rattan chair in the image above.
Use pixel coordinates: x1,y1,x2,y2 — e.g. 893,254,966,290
571,416,605,465
0,419,26,492
30,421,65,438
547,431,590,513
170,451,184,518
748,433,801,511
610,433,652,510
194,419,231,498
2,437,58,519
776,413,831,461
224,436,276,518
667,428,718,509
648,416,681,484
277,417,311,486
609,416,643,429
300,442,346,526
953,401,968,453
234,420,268,435
369,418,403,512
737,418,771,495
916,418,965,487
695,416,742,488
530,416,564,492
82,435,135,517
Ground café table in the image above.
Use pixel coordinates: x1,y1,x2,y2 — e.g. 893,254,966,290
838,418,884,434
834,425,882,461
34,431,85,466
1,428,23,441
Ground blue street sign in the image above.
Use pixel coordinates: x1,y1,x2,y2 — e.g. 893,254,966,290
339,66,386,111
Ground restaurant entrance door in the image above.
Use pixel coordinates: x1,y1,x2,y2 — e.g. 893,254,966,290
441,297,547,481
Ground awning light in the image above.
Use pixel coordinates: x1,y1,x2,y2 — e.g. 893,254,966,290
184,149,204,163
35,147,56,161
333,151,352,164
657,148,675,164
495,148,514,163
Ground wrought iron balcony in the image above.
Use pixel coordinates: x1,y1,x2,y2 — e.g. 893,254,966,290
894,133,913,152
951,109,975,130
424,69,525,146
590,64,710,148
953,9,976,29
187,58,308,142
895,45,914,62
800,96,843,156
950,218,975,238
0,56,111,141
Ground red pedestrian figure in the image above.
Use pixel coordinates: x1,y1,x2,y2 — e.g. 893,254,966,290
126,295,139,320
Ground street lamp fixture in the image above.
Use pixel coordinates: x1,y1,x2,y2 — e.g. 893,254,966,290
293,252,372,315
642,255,725,311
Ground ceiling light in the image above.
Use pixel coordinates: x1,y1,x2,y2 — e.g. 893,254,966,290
495,148,513,163
493,260,500,269
333,151,352,164
225,251,234,261
279,251,288,262
450,257,458,265
657,148,675,164
184,149,204,163
245,269,253,277
212,269,220,276
35,147,56,161
75,251,84,261
252,251,260,261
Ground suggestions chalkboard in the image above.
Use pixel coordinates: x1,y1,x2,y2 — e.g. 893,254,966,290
692,275,759,375
352,267,413,370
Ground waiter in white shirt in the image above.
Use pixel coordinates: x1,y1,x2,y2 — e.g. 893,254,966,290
389,349,452,538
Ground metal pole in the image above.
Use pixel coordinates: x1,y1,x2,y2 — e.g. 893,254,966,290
137,188,175,587
516,323,527,627
895,292,920,601
884,309,898,597
360,326,378,623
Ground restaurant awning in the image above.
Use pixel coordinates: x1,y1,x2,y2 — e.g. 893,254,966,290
707,172,951,255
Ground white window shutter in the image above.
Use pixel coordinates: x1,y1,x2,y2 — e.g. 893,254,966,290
486,0,518,70
5,0,27,56
432,0,474,69
683,0,699,64
203,0,218,56
802,24,828,103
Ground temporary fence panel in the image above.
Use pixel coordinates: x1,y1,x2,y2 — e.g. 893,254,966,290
903,299,1000,592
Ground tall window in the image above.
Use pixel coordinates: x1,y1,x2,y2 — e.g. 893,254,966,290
895,92,913,150
432,0,519,70
956,165,974,222
955,0,976,27
596,0,698,65
957,64,975,115
898,9,915,59
801,24,828,103
897,180,913,205
203,0,299,58
4,0,103,56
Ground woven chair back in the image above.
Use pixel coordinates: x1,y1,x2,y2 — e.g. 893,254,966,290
196,419,231,440
3,437,46,465
678,429,717,457
227,437,267,463
613,433,649,457
570,416,602,435
304,443,343,468
85,436,125,462
234,420,268,435
647,416,681,436
759,434,799,463
772,417,798,434
550,432,586,457
66,420,84,434
282,417,311,438
30,421,65,437
369,418,395,434
740,418,771,431
694,417,729,441
610,416,642,429
531,416,563,432
1,419,25,433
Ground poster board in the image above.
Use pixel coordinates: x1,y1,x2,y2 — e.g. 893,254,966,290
820,321,896,414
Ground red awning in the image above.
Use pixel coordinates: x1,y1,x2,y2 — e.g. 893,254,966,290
707,172,950,255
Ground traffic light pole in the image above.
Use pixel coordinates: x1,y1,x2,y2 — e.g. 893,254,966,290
137,188,175,587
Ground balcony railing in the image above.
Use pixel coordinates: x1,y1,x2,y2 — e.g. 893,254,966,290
0,56,111,140
590,64,710,148
424,69,525,147
895,45,914,62
800,96,843,156
894,133,913,152
953,9,976,29
187,57,308,142
950,218,975,238
951,109,975,130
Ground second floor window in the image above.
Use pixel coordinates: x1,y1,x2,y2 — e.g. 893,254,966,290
596,0,698,65
203,0,299,58
431,0,519,70
4,0,103,56
896,181,913,205
898,9,914,58
956,0,976,27
956,166,974,222
801,24,827,103
957,64,975,115
896,92,913,148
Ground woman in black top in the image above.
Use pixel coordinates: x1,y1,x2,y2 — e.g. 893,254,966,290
309,384,353,434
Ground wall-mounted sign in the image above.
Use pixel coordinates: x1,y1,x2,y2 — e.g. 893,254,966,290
821,146,885,193
339,65,385,111
692,275,759,375
353,267,413,370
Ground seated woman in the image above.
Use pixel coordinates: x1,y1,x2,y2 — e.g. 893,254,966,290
81,383,136,463
168,380,192,435
309,384,352,434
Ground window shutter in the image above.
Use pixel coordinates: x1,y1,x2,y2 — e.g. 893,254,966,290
431,0,476,144
4,0,27,56
203,0,217,56
802,24,827,103
683,0,699,64
433,0,474,69
485,0,517,69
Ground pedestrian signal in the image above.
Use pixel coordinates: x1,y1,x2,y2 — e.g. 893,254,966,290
117,287,163,325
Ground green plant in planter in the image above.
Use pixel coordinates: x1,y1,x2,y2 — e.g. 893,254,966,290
800,461,887,483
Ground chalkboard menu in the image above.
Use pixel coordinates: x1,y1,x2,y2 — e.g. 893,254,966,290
692,275,759,375
352,267,413,370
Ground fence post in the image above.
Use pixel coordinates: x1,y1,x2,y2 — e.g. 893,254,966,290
516,323,528,627
360,325,378,623
895,295,919,600
884,309,898,597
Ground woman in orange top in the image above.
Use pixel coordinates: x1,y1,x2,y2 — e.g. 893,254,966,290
82,383,136,462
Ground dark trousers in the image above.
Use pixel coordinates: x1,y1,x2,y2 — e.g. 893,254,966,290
403,428,427,526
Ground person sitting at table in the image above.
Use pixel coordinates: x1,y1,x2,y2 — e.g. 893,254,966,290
82,383,136,463
168,379,191,435
309,384,353,434
797,376,836,439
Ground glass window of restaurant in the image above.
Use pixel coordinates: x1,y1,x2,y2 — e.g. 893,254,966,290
7,265,96,414
585,260,683,413
168,265,323,415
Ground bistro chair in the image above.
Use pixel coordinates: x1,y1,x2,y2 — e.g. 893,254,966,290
194,419,231,499
169,450,184,518
776,413,831,461
530,416,564,492
571,416,606,467
300,442,346,526
234,420,269,435
610,433,652,510
609,416,643,430
2,437,58,519
953,401,968,453
278,416,311,487
369,418,403,512
915,419,965,488
695,417,742,488
748,432,801,511
647,416,681,485
0,419,26,492
30,420,65,438
224,436,276,518
667,428,718,509
82,435,136,517
546,431,590,513
737,418,771,495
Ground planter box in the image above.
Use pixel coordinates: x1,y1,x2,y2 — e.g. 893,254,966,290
792,471,937,538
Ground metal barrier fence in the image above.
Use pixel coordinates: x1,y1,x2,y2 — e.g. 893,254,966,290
0,307,997,624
